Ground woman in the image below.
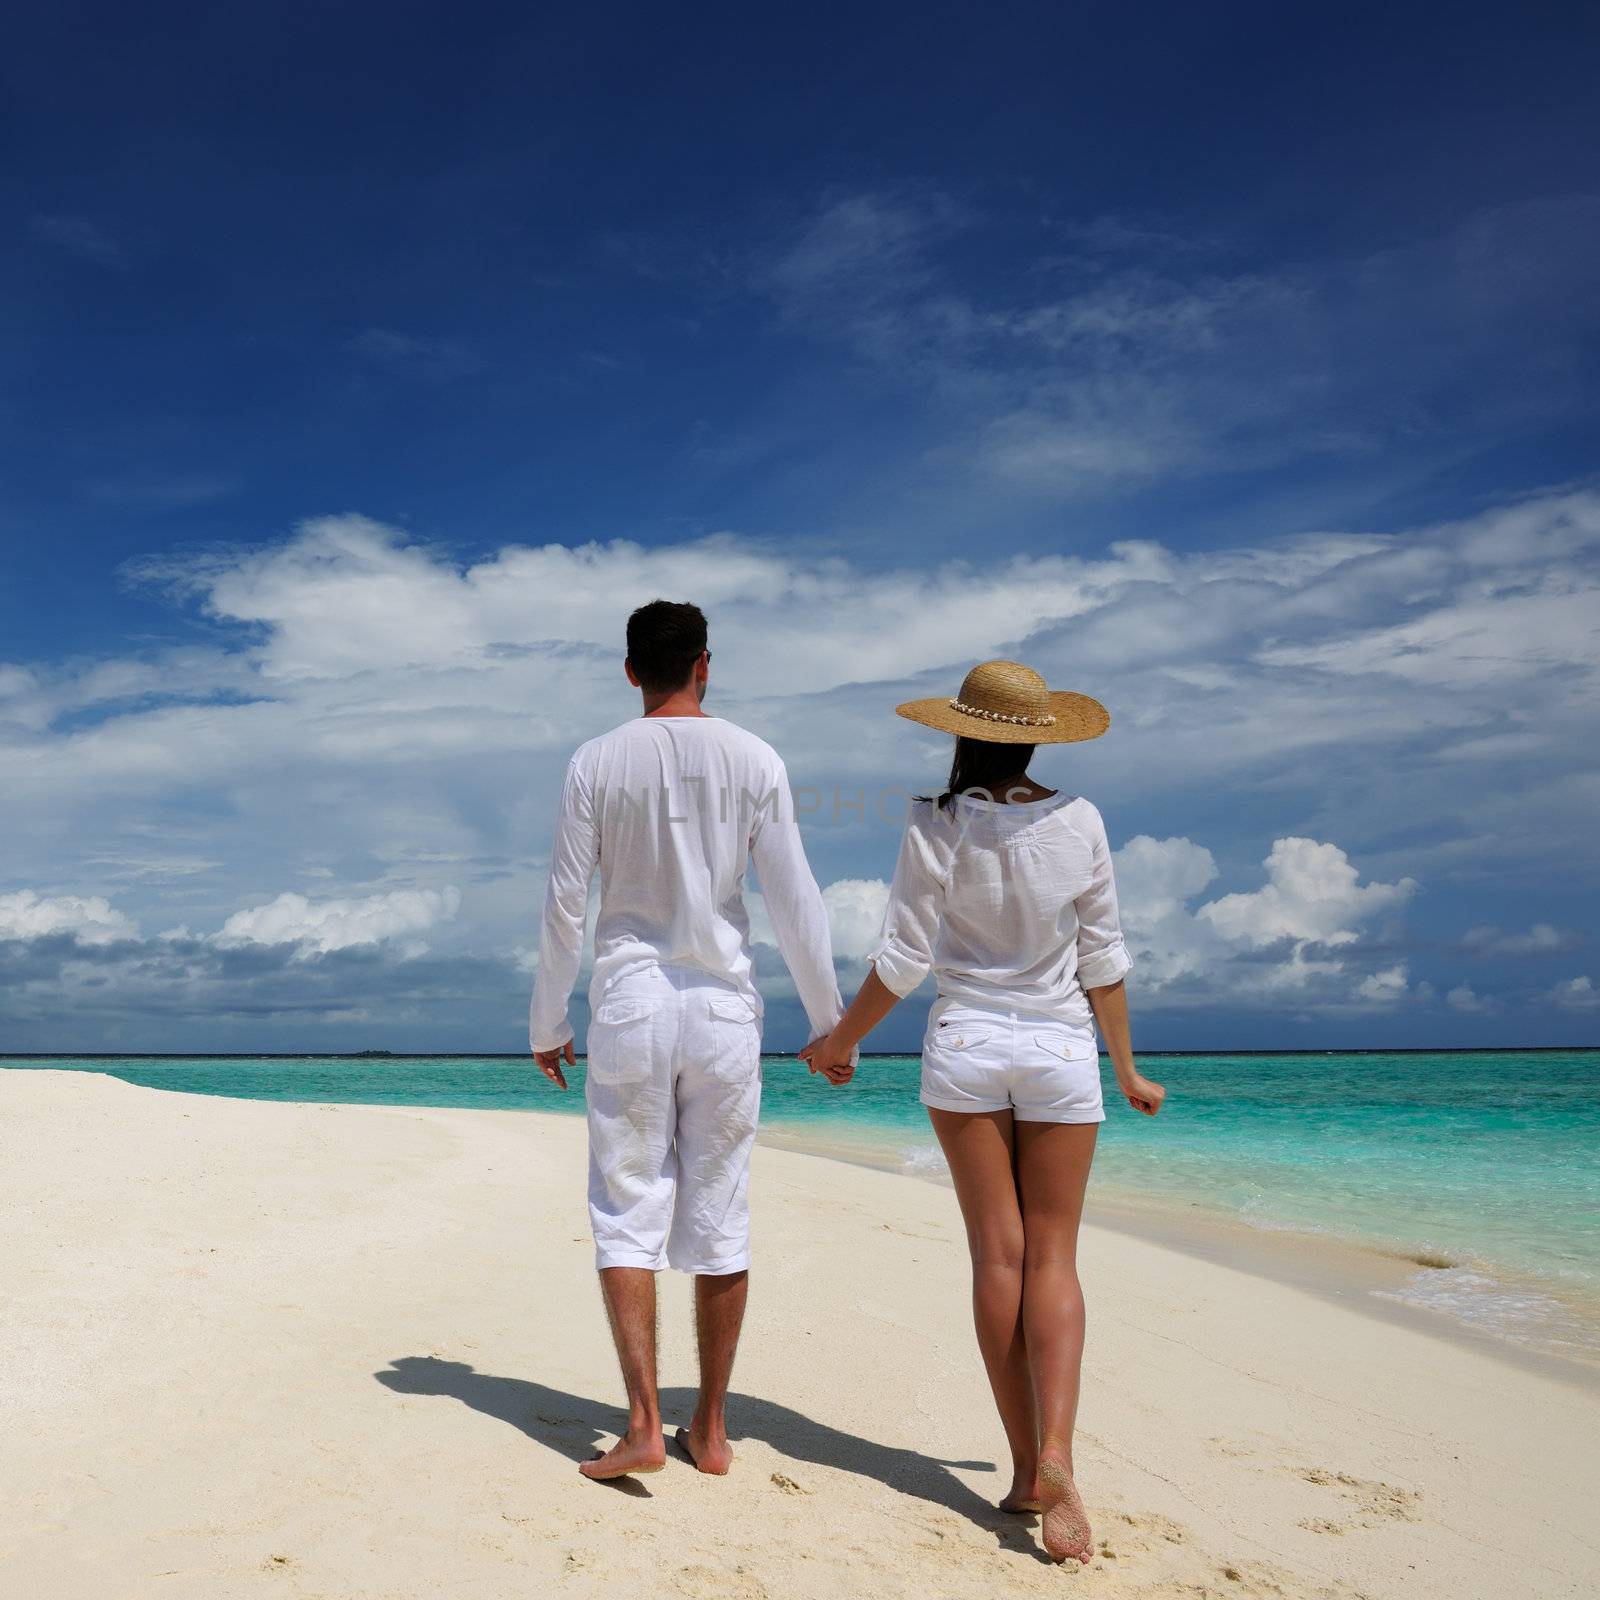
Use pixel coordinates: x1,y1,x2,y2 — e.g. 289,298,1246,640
801,659,1165,1565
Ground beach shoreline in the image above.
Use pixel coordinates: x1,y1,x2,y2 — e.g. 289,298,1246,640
7,1053,1597,1380
4,1068,1597,1600
755,1116,1600,1383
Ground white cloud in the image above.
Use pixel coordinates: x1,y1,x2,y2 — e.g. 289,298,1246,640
215,887,461,955
762,192,1600,494
347,328,482,380
1447,983,1495,1014
64,487,1596,803
1510,924,1571,956
821,878,890,963
1548,975,1600,1012
1105,833,1423,1009
88,854,223,884
1112,835,1221,987
82,475,237,512
0,898,522,1053
2,484,1596,1040
1354,964,1409,1006
764,833,1422,1011
1254,942,1348,995
0,890,138,946
767,190,950,306
1259,584,1600,690
130,513,1134,696
1460,922,1574,956
747,880,886,954
28,212,125,266
1199,838,1415,950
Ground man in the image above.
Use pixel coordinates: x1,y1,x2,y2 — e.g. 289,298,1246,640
530,599,851,1481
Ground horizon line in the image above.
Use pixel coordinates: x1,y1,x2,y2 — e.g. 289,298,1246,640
4,1047,1596,1061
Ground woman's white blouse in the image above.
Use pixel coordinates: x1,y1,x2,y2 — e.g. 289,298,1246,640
869,791,1132,1028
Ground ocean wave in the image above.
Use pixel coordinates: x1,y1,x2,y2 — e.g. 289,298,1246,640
900,1143,949,1178
1373,1266,1597,1358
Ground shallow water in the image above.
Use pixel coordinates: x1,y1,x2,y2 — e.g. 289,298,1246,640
9,1049,1598,1358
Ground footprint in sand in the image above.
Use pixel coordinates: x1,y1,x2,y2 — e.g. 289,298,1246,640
1209,1558,1344,1597
1208,1434,1267,1459
674,1561,769,1598
1293,1466,1421,1531
1110,1508,1188,1544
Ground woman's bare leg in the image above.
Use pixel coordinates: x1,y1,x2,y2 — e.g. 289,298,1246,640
927,1107,1039,1509
1014,1119,1098,1561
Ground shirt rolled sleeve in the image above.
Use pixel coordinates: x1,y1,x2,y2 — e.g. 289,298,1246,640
1074,802,1132,991
870,809,943,998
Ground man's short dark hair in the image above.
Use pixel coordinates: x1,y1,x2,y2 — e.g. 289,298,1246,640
626,600,708,692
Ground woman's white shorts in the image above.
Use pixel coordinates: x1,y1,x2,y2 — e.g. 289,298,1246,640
584,962,762,1276
920,999,1105,1123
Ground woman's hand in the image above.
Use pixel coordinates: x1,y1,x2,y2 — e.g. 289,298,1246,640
799,1034,855,1086
1119,1070,1165,1116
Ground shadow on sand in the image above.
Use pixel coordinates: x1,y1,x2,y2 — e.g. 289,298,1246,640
375,1354,1041,1551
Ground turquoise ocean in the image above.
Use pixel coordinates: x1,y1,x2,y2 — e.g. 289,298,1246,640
7,1049,1598,1363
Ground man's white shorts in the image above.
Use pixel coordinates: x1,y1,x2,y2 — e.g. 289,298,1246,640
920,998,1105,1123
584,962,762,1275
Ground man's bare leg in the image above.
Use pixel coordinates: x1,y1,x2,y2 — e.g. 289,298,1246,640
580,1266,667,1479
677,1270,747,1474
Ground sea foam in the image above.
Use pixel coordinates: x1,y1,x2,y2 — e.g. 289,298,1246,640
900,1143,949,1178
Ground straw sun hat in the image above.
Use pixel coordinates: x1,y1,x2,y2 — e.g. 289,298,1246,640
895,659,1110,745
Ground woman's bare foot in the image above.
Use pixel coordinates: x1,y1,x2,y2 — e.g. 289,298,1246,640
578,1431,666,1480
1038,1452,1092,1563
675,1423,734,1475
999,1464,1041,1513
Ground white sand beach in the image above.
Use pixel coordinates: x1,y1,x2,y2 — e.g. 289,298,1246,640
3,1068,1596,1600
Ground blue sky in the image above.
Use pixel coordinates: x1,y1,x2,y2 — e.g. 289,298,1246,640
2,2,1598,1052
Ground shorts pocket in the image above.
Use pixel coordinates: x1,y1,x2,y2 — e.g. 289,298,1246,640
1033,1030,1098,1064
586,998,654,1083
921,1021,1003,1109
927,1022,991,1053
705,994,761,1081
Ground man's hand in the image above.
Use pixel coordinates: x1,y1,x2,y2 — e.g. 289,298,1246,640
533,1038,575,1090
1120,1071,1165,1116
799,1033,855,1086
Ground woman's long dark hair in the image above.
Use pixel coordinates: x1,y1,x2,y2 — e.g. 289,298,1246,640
929,736,1036,810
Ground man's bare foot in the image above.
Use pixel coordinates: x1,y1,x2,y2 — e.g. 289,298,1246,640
999,1466,1041,1513
578,1432,666,1480
1038,1453,1092,1563
675,1424,734,1475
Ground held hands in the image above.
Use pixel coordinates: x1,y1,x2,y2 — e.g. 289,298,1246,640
533,1039,575,1090
799,1033,855,1086
1119,1070,1165,1116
